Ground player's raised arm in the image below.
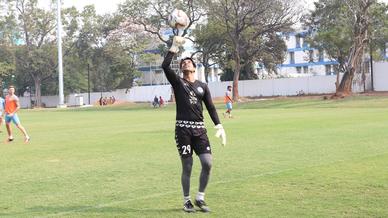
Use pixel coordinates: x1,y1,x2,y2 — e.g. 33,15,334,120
162,36,186,86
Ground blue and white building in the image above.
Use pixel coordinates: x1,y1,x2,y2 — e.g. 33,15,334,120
276,31,339,77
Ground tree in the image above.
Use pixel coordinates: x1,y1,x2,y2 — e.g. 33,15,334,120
101,13,155,90
1,1,144,105
14,44,57,102
61,5,141,94
119,0,206,48
192,18,227,82
305,0,387,96
0,2,20,46
119,0,206,71
207,0,298,101
0,46,15,89
367,2,388,67
89,41,139,92
4,0,57,106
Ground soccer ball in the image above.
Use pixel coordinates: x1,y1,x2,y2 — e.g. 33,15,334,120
167,9,189,29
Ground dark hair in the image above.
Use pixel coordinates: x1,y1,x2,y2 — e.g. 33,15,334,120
180,57,196,69
8,85,15,89
227,85,232,89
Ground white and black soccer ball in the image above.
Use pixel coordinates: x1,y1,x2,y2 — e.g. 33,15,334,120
167,9,189,29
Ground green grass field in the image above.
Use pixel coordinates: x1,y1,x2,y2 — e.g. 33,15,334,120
1,96,388,217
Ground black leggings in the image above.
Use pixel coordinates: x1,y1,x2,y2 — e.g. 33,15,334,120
181,153,212,196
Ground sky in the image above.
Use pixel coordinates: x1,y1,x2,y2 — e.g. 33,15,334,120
39,0,317,14
38,0,127,14
38,0,388,15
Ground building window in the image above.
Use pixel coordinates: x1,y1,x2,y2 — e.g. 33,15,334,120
303,66,309,74
295,36,301,48
296,66,302,74
318,50,324,62
325,65,332,75
290,52,295,64
302,38,308,48
309,50,314,62
332,65,338,75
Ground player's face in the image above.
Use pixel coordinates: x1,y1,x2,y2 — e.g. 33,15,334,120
181,60,195,73
228,87,232,91
8,87,15,95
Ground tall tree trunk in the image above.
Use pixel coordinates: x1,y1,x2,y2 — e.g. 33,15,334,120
233,47,240,101
203,55,209,83
335,66,340,90
336,40,367,96
335,0,371,97
337,69,354,96
204,65,210,83
34,78,42,107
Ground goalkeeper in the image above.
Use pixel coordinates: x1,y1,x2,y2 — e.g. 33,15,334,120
162,36,226,213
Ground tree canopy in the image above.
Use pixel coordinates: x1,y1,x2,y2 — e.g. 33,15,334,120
304,0,388,96
0,0,144,106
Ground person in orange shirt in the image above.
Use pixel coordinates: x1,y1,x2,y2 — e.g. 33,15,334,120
5,86,30,143
223,85,233,118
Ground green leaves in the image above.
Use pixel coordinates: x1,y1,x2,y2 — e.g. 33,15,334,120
305,0,387,65
0,46,15,79
0,1,141,99
304,0,386,94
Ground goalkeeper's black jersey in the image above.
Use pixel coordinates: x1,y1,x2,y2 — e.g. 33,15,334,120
162,52,220,126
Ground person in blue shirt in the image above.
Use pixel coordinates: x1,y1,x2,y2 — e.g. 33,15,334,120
0,95,5,131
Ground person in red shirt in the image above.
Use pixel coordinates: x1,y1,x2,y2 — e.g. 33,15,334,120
4,86,30,143
159,96,164,107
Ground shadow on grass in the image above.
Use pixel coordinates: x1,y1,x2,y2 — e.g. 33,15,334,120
0,206,182,217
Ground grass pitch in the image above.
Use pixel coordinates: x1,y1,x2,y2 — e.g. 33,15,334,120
1,96,388,217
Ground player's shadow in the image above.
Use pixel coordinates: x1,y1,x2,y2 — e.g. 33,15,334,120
1,206,181,217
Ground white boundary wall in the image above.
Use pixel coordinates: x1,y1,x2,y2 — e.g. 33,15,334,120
373,62,388,91
208,75,340,98
125,85,172,102
18,70,381,108
19,85,173,108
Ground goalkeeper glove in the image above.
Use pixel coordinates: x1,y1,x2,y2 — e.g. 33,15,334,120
214,124,226,146
169,36,186,53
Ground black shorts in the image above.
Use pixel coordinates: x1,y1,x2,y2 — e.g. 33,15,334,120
175,127,211,158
